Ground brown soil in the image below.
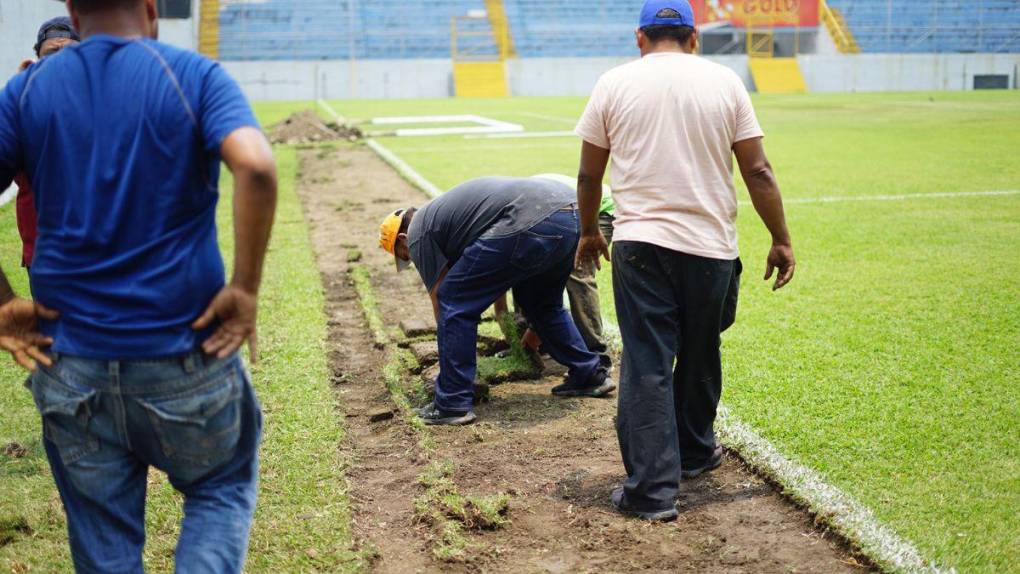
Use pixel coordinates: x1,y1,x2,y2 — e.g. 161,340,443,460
296,144,871,573
269,110,363,145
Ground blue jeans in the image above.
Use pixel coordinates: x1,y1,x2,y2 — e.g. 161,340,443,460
29,352,262,574
435,209,603,412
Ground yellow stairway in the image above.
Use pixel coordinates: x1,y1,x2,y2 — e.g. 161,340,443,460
484,0,516,58
198,0,220,59
454,61,509,98
749,58,808,94
820,0,861,54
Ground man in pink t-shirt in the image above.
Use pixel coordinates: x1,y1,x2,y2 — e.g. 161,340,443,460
574,0,796,521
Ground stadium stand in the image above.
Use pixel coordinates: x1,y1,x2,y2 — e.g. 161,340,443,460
827,0,1020,53
218,0,493,61
502,0,642,57
213,0,1019,61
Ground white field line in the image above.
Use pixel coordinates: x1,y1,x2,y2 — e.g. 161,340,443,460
365,139,442,199
465,130,577,140
363,141,958,572
316,101,442,199
600,317,950,574
0,185,15,208
739,189,1020,206
315,99,347,125
519,111,578,125
715,405,949,574
370,114,524,137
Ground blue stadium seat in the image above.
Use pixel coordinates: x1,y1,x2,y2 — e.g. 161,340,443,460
218,0,491,61
215,0,1019,61
503,0,643,57
827,0,1020,53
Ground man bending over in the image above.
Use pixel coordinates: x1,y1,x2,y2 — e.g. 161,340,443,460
379,176,615,426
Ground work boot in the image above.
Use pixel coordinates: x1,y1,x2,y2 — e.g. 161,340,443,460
611,487,678,522
551,369,616,398
681,445,724,479
414,402,477,426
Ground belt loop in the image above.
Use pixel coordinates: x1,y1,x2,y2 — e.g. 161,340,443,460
108,361,119,378
182,354,197,375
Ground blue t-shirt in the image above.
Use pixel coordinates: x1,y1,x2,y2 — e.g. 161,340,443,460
0,35,259,359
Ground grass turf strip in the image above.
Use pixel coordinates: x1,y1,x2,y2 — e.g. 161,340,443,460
329,92,1020,572
0,146,366,572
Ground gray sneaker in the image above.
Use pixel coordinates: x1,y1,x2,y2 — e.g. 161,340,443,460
611,487,678,522
414,402,477,426
551,377,616,398
681,445,724,479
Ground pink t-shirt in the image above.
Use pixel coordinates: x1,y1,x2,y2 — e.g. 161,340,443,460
575,52,764,260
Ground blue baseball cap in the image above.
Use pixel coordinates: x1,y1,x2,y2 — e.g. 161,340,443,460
639,0,696,29
34,17,80,56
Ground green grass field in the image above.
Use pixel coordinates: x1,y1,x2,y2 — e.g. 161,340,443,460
316,92,1018,572
0,92,1016,573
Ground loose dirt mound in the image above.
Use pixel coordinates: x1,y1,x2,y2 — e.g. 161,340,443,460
269,110,363,145
296,144,872,573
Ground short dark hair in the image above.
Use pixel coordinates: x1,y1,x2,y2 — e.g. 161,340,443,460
70,0,143,14
640,24,696,45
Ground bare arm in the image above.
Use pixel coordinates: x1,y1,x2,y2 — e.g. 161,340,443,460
575,140,612,270
193,127,278,361
224,127,278,293
733,137,795,290
429,266,451,323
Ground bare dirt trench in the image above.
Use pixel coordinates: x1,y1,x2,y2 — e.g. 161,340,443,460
296,143,870,574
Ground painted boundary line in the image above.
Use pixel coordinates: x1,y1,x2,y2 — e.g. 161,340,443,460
315,99,346,125
715,405,948,574
371,114,524,137
601,316,949,574
741,189,1019,206
316,100,442,199
359,134,951,573
366,139,443,199
465,131,576,140
519,111,578,125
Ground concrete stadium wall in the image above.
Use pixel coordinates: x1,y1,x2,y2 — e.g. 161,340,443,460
0,0,67,76
798,53,1020,92
223,53,1017,102
223,56,755,101
0,1,197,84
221,60,455,102
508,56,754,96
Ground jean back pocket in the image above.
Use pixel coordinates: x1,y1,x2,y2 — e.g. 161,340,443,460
510,230,564,272
30,369,100,465
136,367,243,474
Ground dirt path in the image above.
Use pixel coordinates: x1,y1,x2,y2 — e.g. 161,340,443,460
296,143,869,573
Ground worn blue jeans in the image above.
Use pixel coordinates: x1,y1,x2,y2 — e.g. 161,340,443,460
29,352,262,574
435,209,603,412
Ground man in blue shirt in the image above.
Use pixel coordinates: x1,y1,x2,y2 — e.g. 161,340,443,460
0,0,278,571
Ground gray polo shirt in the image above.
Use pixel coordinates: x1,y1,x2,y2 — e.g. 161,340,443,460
407,176,575,292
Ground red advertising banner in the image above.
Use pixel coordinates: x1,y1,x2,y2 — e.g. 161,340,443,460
693,0,820,28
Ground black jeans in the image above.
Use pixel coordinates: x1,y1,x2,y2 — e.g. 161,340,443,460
612,241,739,511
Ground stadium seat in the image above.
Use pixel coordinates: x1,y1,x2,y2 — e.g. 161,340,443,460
827,0,1020,53
214,0,1020,61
